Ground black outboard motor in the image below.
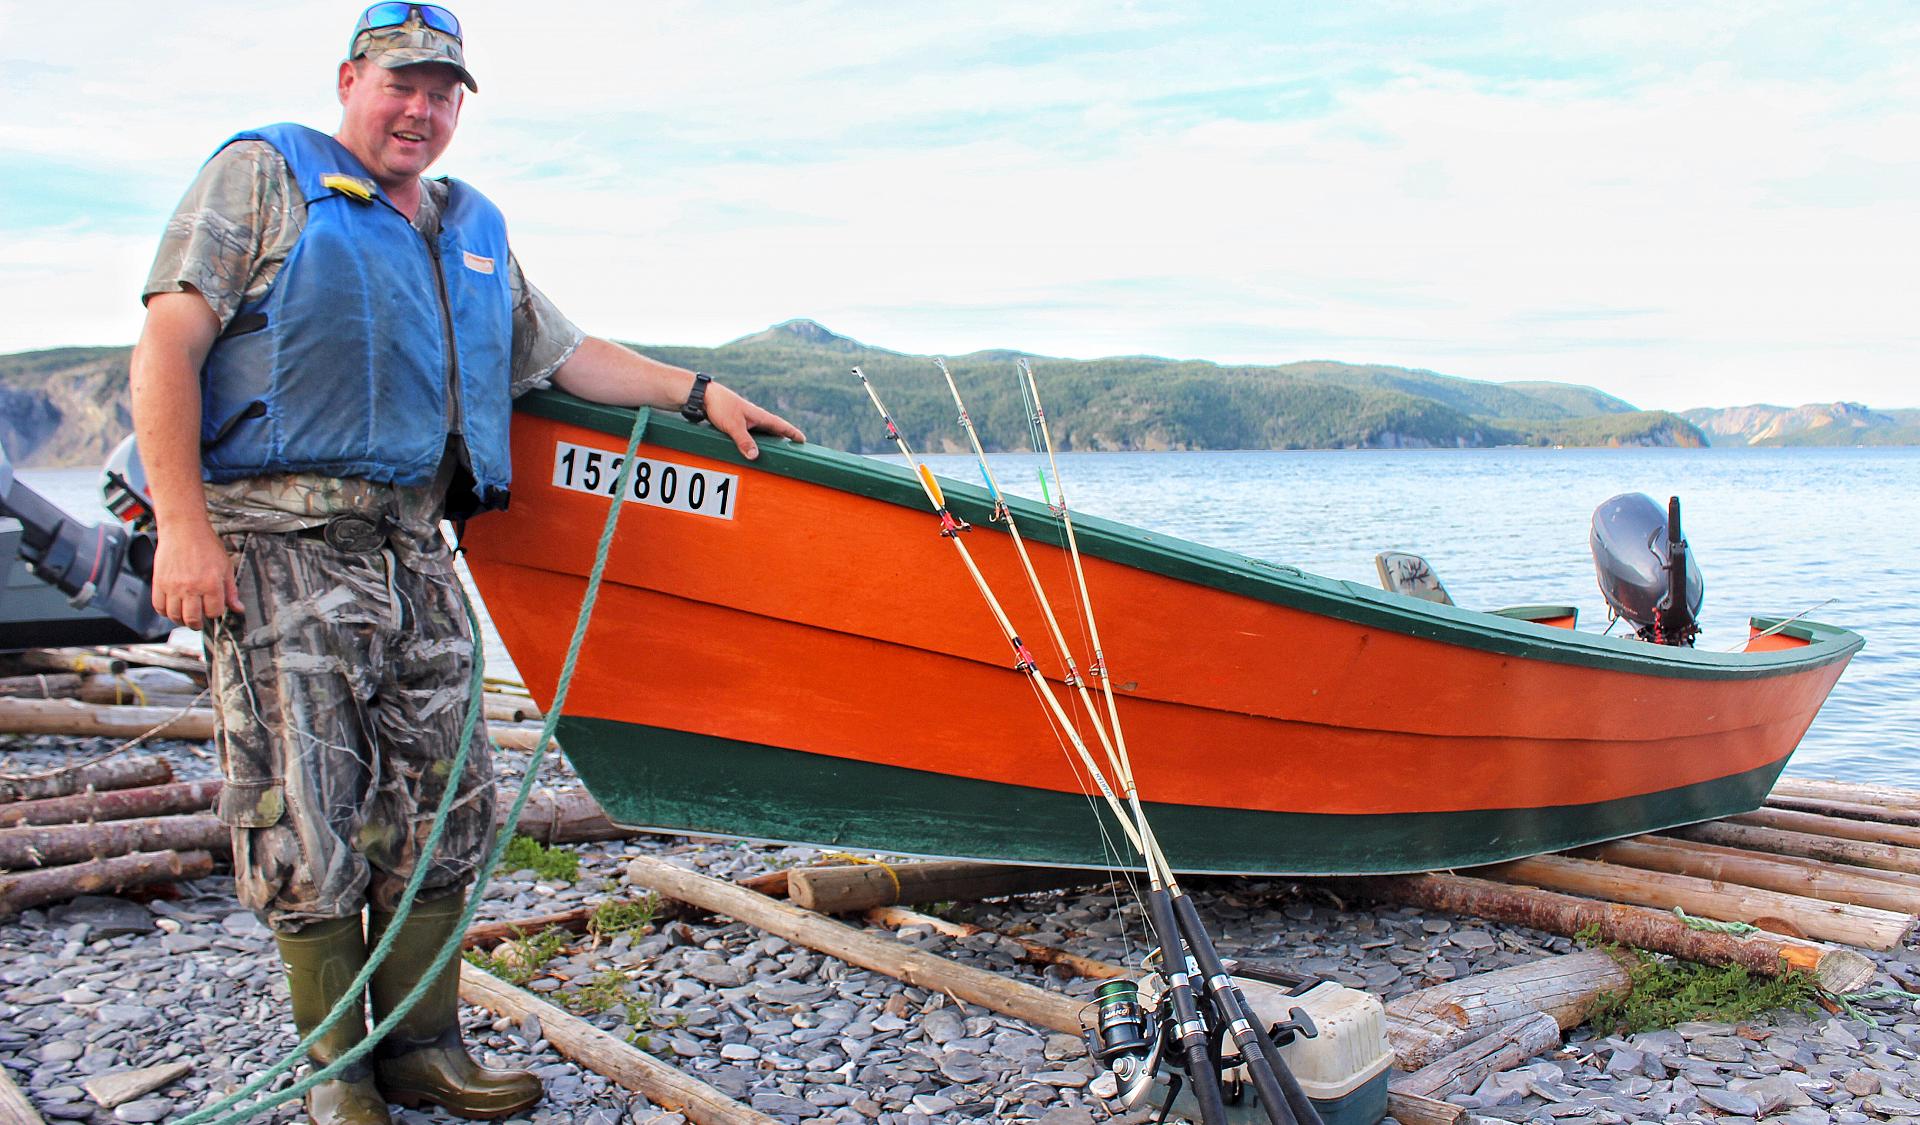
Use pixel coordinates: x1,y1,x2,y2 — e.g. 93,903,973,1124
1591,493,1703,646
0,436,173,643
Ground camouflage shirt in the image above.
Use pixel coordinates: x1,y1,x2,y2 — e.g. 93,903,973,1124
143,140,585,564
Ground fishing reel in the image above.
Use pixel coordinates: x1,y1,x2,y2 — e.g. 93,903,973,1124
1085,978,1168,1112
1087,972,1323,1122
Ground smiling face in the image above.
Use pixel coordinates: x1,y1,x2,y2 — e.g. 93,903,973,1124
335,58,464,194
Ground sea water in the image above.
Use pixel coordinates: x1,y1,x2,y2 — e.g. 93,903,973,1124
19,445,1919,784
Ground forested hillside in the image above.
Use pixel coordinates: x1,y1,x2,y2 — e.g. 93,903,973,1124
3,320,1716,466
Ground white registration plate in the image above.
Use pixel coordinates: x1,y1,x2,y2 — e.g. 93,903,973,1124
551,441,738,520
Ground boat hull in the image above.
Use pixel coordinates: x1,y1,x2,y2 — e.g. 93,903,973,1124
464,393,1862,876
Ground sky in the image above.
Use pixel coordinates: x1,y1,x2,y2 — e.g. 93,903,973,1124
2,1,1916,412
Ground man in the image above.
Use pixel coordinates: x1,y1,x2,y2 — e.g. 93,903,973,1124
128,6,804,1123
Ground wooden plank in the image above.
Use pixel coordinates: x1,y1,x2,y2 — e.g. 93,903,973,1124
865,905,1133,980
626,856,1086,1034
1479,854,1913,948
1579,836,1920,913
787,859,1109,913
1336,873,1874,993
0,1063,45,1125
459,963,779,1125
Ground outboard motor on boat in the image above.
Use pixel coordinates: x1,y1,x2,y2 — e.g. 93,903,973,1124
0,435,172,643
1591,492,1702,646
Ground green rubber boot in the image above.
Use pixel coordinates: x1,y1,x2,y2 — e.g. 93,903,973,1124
367,892,542,1120
275,915,393,1125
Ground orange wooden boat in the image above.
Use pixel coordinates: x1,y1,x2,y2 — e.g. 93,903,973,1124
463,391,1862,875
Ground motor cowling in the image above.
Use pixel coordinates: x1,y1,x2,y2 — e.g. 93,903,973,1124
1591,492,1703,646
102,435,156,531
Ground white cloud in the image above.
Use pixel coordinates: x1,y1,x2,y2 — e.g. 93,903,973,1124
1,1,1916,410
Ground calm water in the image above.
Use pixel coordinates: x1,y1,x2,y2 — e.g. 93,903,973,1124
21,445,1919,783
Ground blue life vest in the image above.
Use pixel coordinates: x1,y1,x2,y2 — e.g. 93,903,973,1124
198,123,515,509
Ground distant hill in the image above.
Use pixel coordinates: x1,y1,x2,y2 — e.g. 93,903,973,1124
3,319,1717,466
633,319,1707,455
1682,402,1920,447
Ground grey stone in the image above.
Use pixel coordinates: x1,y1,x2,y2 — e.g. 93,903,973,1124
110,1098,174,1123
1731,1074,1813,1115
1697,1088,1761,1116
49,897,154,939
1691,1035,1749,1063
219,911,270,940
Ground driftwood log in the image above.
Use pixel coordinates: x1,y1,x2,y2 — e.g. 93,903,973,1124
1339,873,1874,993
1475,854,1914,949
0,755,173,803
1766,794,1920,827
0,673,81,699
787,859,1110,914
77,673,203,709
1737,807,1920,852
1391,1011,1562,1098
1385,1089,1475,1125
1673,820,1920,875
626,855,1086,1035
1579,836,1920,913
1384,950,1631,1069
0,849,214,916
1772,777,1920,809
0,812,224,869
0,779,224,829
459,962,779,1125
865,905,1134,980
16,650,124,676
508,787,624,844
99,645,207,677
0,697,216,741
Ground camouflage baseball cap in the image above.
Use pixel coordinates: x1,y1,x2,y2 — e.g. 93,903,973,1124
350,12,478,92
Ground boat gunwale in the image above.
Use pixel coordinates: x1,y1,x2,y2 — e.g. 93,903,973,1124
507,390,1864,682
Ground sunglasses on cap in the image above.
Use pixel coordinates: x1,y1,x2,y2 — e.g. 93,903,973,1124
353,3,462,43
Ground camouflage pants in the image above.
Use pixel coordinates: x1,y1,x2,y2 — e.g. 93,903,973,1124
206,532,496,933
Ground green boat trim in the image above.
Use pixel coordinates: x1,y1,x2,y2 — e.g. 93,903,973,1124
556,715,1791,877
510,390,1863,683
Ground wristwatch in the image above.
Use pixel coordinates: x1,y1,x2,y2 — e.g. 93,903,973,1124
681,372,711,424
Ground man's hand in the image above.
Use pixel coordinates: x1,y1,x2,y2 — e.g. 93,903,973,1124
703,381,806,461
552,336,807,459
153,520,242,628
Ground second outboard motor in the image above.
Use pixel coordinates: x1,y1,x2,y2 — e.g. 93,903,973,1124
1591,493,1703,646
0,437,173,642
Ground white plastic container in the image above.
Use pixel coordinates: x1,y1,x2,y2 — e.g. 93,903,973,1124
1136,977,1393,1125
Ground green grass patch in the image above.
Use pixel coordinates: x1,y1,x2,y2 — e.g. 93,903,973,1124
588,895,661,942
462,924,571,986
1578,927,1823,1034
503,835,580,882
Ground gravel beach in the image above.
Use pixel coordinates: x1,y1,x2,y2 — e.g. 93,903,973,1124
5,733,1920,1125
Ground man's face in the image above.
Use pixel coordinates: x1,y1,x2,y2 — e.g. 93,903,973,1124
336,59,464,190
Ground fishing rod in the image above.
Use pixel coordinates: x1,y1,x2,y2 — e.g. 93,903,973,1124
1017,358,1325,1125
852,365,1236,1124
